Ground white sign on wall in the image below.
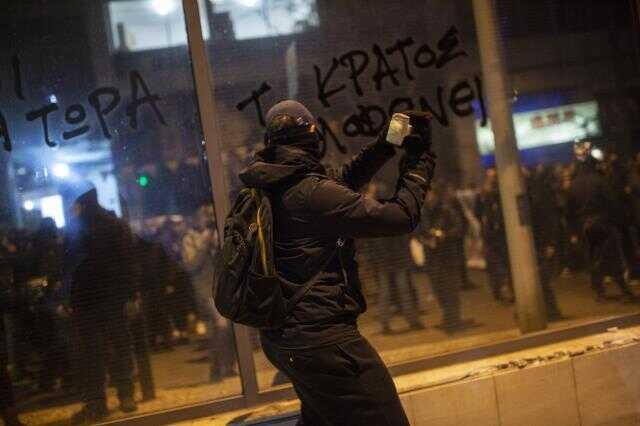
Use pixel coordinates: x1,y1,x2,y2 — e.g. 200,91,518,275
475,101,602,155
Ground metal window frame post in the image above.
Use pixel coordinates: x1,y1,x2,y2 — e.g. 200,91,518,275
182,0,260,403
471,0,547,333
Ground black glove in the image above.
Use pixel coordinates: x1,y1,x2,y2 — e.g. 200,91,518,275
402,110,433,149
400,150,437,181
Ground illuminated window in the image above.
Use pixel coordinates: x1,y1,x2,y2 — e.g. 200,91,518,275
108,0,210,51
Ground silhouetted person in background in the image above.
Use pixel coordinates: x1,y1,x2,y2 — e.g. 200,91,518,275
567,142,636,303
375,234,424,335
421,186,474,332
31,218,72,392
182,205,235,382
1,245,25,426
527,166,565,320
475,169,513,304
67,189,138,424
445,185,477,291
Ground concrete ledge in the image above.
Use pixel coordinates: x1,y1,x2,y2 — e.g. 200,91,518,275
573,344,640,426
401,343,640,426
178,327,640,425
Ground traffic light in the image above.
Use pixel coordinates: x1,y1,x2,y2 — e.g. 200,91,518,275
137,173,150,188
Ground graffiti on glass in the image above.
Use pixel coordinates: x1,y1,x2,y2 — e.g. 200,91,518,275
0,55,167,153
236,26,488,157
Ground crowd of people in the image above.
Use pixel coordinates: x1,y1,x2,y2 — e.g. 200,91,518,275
2,146,640,425
0,190,235,425
358,148,640,334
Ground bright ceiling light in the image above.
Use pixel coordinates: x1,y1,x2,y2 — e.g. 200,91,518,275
23,200,35,211
236,0,259,7
52,163,71,179
151,0,177,16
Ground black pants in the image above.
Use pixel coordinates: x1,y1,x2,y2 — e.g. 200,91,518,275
126,313,155,398
430,270,461,327
538,254,561,316
0,320,14,410
378,270,420,328
74,307,134,405
585,221,633,298
262,336,409,426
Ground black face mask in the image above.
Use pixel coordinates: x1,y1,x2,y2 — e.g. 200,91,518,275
266,126,321,159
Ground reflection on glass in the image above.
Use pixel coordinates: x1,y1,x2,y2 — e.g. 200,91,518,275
1,1,240,424
201,0,640,392
109,0,211,51
210,0,318,40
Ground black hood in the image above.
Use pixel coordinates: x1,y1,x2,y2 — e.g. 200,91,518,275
239,144,325,190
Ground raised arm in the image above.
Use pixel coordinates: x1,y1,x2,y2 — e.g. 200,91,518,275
304,151,435,239
334,137,396,192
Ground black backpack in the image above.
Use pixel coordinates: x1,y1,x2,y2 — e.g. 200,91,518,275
213,186,337,329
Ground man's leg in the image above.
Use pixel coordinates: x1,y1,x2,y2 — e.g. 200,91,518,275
72,314,109,424
485,245,504,302
1,320,24,426
591,269,606,300
262,337,409,426
105,311,136,412
131,314,155,400
398,270,423,329
455,238,476,290
538,257,562,318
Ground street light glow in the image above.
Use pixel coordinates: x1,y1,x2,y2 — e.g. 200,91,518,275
236,0,259,7
151,0,177,16
52,163,71,178
23,200,35,211
591,148,604,161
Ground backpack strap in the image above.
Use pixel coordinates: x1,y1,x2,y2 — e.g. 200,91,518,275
280,239,343,315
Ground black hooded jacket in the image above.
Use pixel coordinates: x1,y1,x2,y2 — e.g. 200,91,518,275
68,190,137,313
240,138,432,349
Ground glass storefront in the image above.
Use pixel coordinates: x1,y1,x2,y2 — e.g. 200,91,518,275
1,0,639,423
1,1,241,424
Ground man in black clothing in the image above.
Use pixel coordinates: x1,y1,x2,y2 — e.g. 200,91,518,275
241,100,435,425
67,189,139,424
420,186,470,332
527,167,564,320
1,249,25,426
567,142,636,302
475,170,513,304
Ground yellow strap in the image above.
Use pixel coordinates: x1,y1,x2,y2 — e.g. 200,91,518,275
253,189,271,275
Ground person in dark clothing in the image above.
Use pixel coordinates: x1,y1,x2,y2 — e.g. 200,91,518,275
67,189,139,424
567,142,636,302
361,185,423,335
242,100,435,426
157,221,193,344
139,238,175,351
527,167,564,320
182,206,236,382
375,235,424,335
121,251,156,402
30,218,73,392
420,186,474,332
1,249,25,426
445,185,477,291
475,169,513,304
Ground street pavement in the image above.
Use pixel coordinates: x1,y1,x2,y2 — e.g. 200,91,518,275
17,271,640,425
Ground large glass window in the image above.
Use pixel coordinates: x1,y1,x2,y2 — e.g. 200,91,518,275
2,0,640,423
202,0,640,391
1,1,240,424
